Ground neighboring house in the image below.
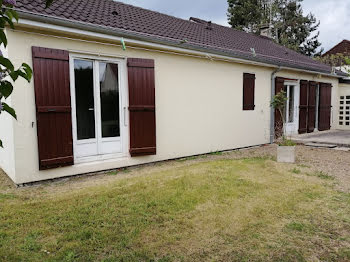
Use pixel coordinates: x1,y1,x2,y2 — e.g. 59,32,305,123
323,40,350,130
323,39,350,56
0,0,347,184
323,39,350,75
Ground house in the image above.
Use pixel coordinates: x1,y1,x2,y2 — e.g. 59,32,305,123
323,39,350,57
323,39,350,76
0,0,347,185
323,40,350,130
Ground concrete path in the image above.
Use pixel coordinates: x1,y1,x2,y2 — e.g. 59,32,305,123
292,130,350,148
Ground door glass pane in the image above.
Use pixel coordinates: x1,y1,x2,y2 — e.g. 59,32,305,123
288,86,294,123
74,59,95,140
99,62,120,138
283,86,288,122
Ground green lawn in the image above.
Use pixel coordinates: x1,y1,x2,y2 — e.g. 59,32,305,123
0,157,349,261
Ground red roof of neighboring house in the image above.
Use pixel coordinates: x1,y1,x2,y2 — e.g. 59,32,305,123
15,0,335,75
323,40,350,57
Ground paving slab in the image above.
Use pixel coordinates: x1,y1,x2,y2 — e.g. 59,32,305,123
334,147,350,151
305,143,337,148
292,130,350,148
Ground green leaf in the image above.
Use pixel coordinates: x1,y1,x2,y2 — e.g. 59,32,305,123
17,70,27,81
9,10,19,22
5,10,13,22
16,66,32,83
0,56,14,71
22,63,33,82
0,81,13,98
9,70,18,81
2,102,16,120
0,20,5,30
3,16,14,29
344,57,350,66
0,30,8,47
0,139,3,148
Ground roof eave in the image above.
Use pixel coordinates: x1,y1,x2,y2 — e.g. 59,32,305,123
16,10,339,78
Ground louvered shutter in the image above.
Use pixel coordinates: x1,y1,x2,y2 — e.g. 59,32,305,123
298,80,309,134
127,58,156,157
307,81,317,133
274,77,284,138
319,83,332,131
32,47,73,170
243,73,255,110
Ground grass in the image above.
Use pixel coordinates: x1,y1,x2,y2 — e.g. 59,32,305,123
307,171,335,180
0,158,349,262
290,168,301,174
277,139,297,147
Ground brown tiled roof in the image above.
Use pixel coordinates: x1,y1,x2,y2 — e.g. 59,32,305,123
323,40,350,57
15,0,334,75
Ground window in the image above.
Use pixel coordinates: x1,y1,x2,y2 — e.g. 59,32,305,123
288,85,294,123
72,57,123,160
339,95,350,126
243,73,255,110
74,60,121,140
283,85,295,123
74,60,95,140
99,62,120,138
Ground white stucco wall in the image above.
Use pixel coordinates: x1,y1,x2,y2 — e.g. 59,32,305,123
0,96,16,181
0,30,16,181
339,83,350,96
5,27,340,184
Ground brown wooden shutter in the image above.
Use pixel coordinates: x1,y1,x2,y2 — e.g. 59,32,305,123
243,73,255,110
307,81,317,133
298,80,309,134
32,47,73,170
127,58,156,157
274,77,284,138
319,83,332,131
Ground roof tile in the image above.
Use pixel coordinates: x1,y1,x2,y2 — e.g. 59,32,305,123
15,0,332,74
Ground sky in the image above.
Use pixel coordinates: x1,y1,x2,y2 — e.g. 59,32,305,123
117,0,350,52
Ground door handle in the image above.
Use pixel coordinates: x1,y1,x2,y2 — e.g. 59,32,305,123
88,108,94,111
124,106,127,126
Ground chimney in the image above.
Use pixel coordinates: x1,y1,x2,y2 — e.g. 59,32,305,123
259,24,273,39
206,21,212,30
189,17,213,30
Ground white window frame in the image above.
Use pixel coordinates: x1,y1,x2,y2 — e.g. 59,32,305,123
69,53,129,164
284,80,299,135
285,85,294,123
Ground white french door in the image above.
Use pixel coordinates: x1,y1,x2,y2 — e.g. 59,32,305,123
284,82,299,135
70,55,127,162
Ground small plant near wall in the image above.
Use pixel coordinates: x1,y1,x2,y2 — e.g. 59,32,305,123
271,90,296,145
271,90,296,163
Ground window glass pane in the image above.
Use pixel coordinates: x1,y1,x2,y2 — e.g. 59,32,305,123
99,62,120,138
283,86,287,122
74,59,95,140
288,86,294,123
